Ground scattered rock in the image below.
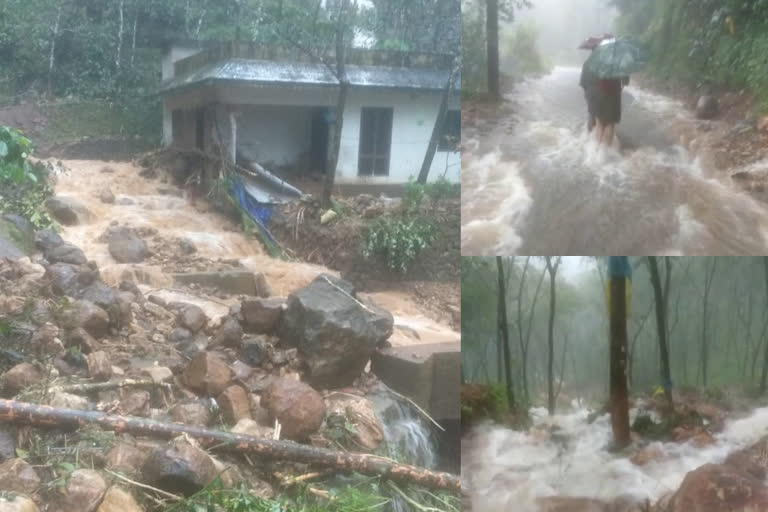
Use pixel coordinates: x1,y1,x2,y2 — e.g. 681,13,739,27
261,378,326,440
56,469,108,512
87,351,112,382
0,427,16,462
759,115,768,133
231,418,274,439
668,463,768,512
48,263,81,296
177,304,207,333
695,95,719,120
1,363,41,396
142,366,173,384
106,443,149,474
99,188,116,204
725,436,768,479
106,227,149,263
240,338,266,367
169,327,193,343
45,196,93,225
30,322,64,357
0,458,41,495
255,273,272,298
241,297,284,333
35,229,63,253
142,439,217,496
217,385,251,424
0,495,40,512
45,242,88,265
49,392,89,410
212,316,243,348
183,352,232,396
279,274,394,388
326,395,384,451
630,444,663,466
230,360,253,381
120,391,150,416
96,487,144,512
171,401,212,427
68,327,101,354
64,300,110,339
80,282,119,313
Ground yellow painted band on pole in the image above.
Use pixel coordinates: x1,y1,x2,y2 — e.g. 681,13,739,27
605,278,632,317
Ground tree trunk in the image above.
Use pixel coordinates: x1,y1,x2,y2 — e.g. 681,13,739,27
0,400,458,491
609,261,630,449
701,258,717,387
322,0,350,208
417,58,460,184
648,256,673,408
47,3,63,97
760,257,768,393
130,4,139,68
116,0,125,71
486,0,500,98
544,257,560,415
496,256,516,411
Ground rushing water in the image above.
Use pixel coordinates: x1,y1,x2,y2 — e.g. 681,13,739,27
51,159,458,344
462,401,768,512
462,66,768,255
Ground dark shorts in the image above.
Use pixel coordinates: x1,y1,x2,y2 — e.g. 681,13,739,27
591,92,621,124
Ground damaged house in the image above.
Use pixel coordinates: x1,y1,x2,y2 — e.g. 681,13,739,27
159,42,461,196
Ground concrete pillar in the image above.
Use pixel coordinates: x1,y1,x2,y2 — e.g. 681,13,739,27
229,109,237,164
162,99,172,147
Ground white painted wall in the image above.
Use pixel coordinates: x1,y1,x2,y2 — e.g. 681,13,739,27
162,46,205,81
237,105,312,167
162,83,461,184
336,88,460,184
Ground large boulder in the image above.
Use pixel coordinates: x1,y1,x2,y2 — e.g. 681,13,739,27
241,297,285,333
64,300,110,338
278,274,393,388
261,377,326,440
668,463,768,512
177,304,208,333
96,487,144,512
1,363,41,396
48,263,82,296
35,229,64,253
45,242,88,265
0,458,41,495
725,435,768,480
182,352,232,396
56,469,108,512
325,395,384,451
696,95,719,120
106,227,149,263
141,439,218,496
45,196,93,225
217,385,251,424
0,495,39,512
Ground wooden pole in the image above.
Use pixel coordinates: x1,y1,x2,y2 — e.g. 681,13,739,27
0,399,459,491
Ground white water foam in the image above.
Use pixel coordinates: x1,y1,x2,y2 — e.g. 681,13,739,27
463,404,768,512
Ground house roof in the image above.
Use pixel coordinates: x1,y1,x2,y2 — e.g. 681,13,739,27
159,58,460,94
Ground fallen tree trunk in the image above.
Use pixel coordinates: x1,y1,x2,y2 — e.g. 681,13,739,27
0,399,459,491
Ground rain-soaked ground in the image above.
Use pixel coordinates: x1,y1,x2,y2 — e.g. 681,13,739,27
461,66,768,255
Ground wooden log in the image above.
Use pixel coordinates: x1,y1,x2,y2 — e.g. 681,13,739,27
0,399,459,491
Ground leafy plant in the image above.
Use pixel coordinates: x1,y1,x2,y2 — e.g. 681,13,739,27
402,177,426,214
361,217,435,274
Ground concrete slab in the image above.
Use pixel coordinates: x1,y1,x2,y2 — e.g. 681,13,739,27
171,270,258,295
371,342,460,420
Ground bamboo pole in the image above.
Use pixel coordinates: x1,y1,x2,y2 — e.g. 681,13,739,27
0,399,459,491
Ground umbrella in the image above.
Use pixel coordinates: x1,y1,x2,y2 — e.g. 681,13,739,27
584,36,648,78
578,33,614,50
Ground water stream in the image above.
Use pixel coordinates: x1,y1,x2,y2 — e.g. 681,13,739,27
463,402,768,511
462,66,768,255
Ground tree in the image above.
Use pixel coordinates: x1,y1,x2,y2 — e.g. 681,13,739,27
648,256,673,408
486,0,500,98
496,257,516,411
608,256,630,449
699,258,717,386
544,256,560,415
515,256,546,404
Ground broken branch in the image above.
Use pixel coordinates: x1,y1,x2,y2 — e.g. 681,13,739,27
50,378,172,395
0,400,460,491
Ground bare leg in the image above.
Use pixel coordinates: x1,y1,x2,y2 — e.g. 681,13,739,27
603,123,616,147
595,119,605,146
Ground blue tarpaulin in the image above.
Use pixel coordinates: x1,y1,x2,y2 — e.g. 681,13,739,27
607,256,632,279
230,177,277,247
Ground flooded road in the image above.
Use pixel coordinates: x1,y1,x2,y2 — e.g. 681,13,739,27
461,66,768,255
53,159,458,345
463,403,768,512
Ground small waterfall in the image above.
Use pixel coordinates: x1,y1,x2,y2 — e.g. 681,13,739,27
369,385,437,512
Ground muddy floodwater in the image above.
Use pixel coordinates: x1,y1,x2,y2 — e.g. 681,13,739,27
53,159,459,347
461,66,768,255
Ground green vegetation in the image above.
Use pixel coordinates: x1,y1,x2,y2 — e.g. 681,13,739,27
360,177,457,274
505,22,549,76
461,382,509,426
0,126,54,228
41,100,161,145
612,0,768,112
165,477,459,512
